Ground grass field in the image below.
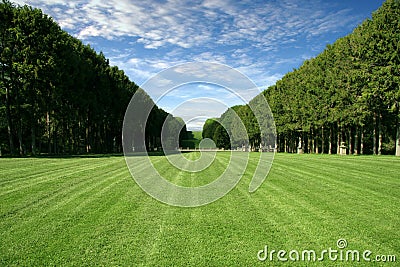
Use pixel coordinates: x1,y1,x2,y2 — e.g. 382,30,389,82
0,153,399,266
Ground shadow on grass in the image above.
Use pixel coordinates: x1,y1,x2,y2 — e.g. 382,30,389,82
0,153,123,159
1,151,193,159
124,150,192,157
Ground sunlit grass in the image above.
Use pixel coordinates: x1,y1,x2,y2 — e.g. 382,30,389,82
0,154,399,266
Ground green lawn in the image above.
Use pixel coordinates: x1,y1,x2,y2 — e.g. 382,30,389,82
0,154,399,266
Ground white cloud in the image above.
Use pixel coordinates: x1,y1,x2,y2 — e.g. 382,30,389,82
13,0,361,52
170,97,229,125
197,84,215,91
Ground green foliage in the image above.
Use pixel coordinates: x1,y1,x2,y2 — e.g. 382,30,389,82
203,0,400,155
213,124,230,150
160,114,187,151
204,0,399,155
0,1,181,155
191,131,203,140
260,0,398,155
180,131,202,149
202,118,219,140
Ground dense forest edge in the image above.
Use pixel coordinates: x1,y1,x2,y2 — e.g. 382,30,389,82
1,0,399,156
204,0,400,156
0,0,187,156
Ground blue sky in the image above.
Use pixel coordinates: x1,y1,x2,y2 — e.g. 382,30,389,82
13,0,385,130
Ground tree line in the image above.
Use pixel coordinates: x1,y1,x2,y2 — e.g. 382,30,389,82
203,0,400,156
202,99,275,151
0,0,185,156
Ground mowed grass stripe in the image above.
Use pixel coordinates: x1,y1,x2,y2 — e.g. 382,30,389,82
0,161,130,233
0,158,125,216
270,156,399,223
150,152,230,187
3,188,132,264
40,166,130,216
0,154,399,266
51,175,150,266
260,154,400,256
144,159,192,265
180,153,236,266
0,161,138,265
0,157,117,184
277,154,398,187
0,158,121,197
272,155,398,204
148,157,192,256
230,153,398,258
229,154,399,266
118,154,216,265
144,153,235,266
203,156,273,265
231,158,328,266
0,158,82,183
140,152,232,266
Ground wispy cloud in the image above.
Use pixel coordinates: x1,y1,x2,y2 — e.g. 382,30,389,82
13,0,362,53
167,97,230,130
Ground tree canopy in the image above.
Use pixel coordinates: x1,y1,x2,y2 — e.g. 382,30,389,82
203,0,400,156
0,0,185,155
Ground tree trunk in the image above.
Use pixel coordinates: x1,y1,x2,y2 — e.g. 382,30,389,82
378,112,382,155
311,128,315,154
38,135,42,154
2,30,16,155
69,122,75,154
17,118,23,156
86,125,90,153
373,112,377,155
14,85,23,156
47,112,51,154
349,127,353,155
54,124,58,154
360,128,364,155
283,135,287,153
31,125,36,156
86,110,91,153
396,118,400,156
5,86,15,155
329,125,332,155
337,122,341,155
354,126,359,155
321,126,324,154
396,103,400,156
